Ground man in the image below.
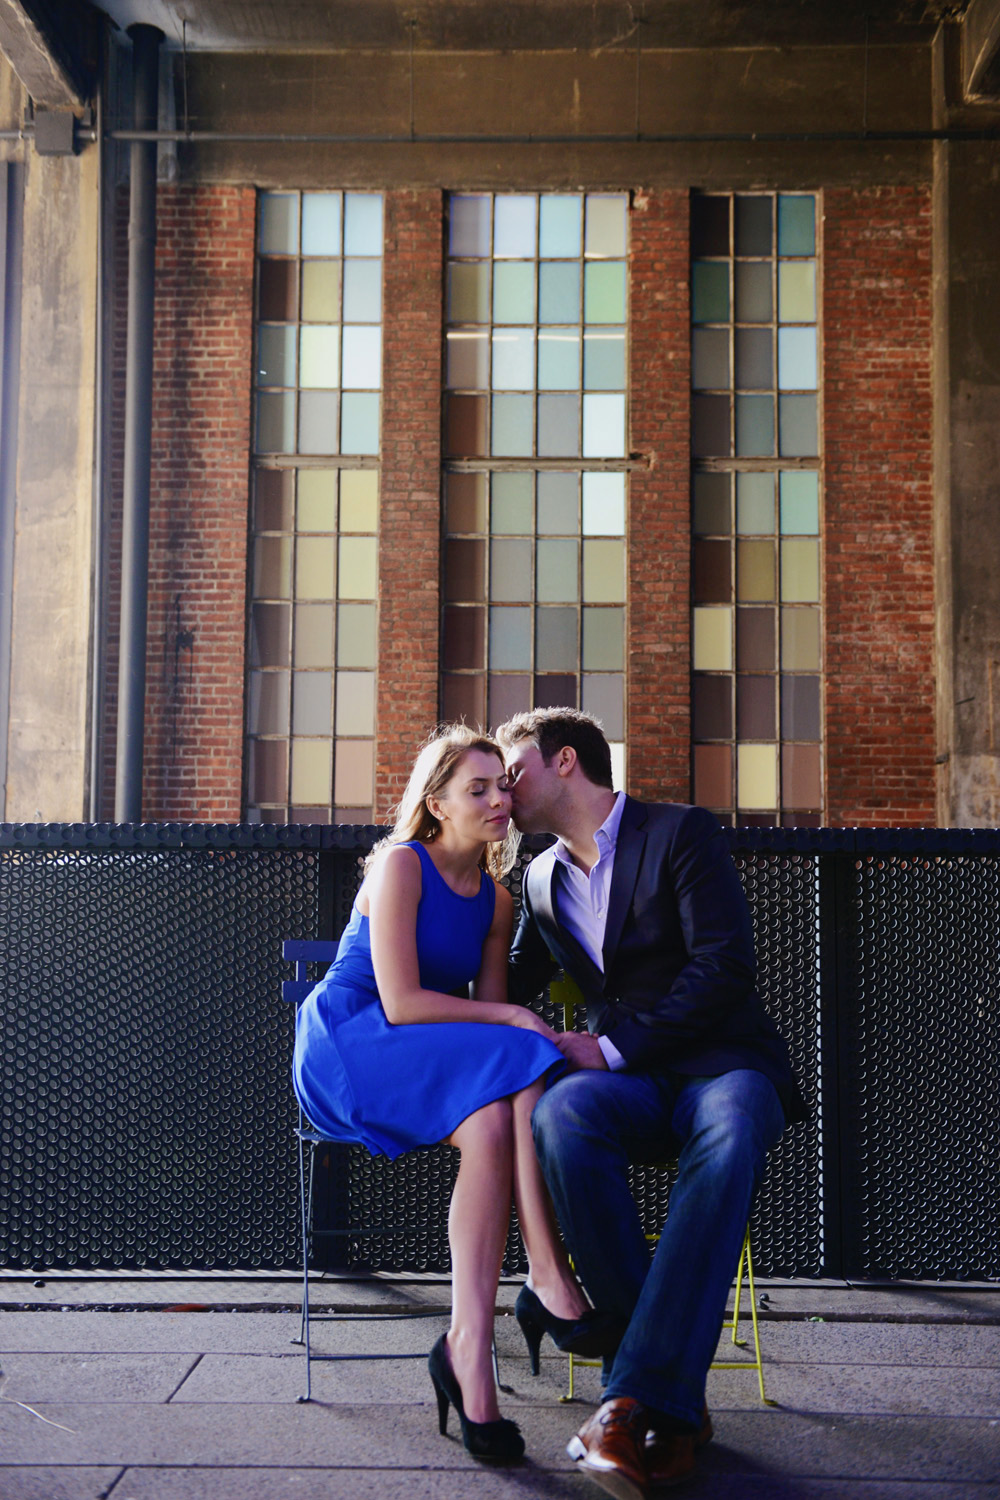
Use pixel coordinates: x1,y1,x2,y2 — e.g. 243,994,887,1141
497,708,806,1498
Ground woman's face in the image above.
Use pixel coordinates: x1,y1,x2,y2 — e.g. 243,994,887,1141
430,748,512,845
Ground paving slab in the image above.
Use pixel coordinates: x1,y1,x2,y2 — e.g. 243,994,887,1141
0,1468,123,1500
0,1352,196,1403
89,1471,1000,1500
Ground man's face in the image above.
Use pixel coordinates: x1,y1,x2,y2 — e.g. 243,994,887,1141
503,740,560,833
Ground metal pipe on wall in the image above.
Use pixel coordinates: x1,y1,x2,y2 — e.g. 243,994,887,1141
114,24,162,823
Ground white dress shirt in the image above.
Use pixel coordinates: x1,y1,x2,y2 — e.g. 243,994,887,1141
552,790,627,1070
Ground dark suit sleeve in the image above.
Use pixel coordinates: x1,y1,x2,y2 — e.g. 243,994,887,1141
605,806,760,1069
507,877,559,1008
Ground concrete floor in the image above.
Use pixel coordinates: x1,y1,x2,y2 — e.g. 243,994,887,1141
1,1274,998,1499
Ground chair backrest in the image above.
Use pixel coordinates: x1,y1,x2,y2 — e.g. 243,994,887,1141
282,939,339,1006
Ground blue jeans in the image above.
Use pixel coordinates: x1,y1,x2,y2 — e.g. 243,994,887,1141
531,1067,786,1429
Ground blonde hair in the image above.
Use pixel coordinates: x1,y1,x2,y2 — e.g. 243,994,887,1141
365,724,519,880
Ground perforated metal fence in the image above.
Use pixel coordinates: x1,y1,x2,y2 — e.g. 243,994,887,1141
1,823,998,1279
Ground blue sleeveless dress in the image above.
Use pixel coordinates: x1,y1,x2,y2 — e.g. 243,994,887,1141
292,841,564,1159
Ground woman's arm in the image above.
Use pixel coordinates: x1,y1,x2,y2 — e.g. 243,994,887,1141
470,883,515,1006
367,847,555,1036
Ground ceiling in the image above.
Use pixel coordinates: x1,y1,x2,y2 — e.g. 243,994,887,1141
0,0,989,111
91,1,973,53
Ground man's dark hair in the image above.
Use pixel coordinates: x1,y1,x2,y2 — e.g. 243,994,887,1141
496,707,614,790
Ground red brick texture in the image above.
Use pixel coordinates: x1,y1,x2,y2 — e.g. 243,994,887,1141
823,186,935,825
627,190,692,802
140,184,256,821
375,189,444,817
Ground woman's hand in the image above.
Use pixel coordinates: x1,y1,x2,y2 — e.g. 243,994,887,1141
505,1006,559,1041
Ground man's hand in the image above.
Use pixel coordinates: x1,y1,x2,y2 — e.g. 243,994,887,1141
556,1030,608,1071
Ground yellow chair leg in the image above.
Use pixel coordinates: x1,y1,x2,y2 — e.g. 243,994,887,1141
562,1226,775,1405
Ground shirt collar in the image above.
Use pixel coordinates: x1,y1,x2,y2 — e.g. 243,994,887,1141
554,790,626,869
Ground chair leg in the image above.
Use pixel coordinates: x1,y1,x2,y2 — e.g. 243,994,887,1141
293,1135,313,1402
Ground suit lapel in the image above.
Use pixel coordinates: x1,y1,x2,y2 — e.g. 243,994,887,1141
602,796,646,975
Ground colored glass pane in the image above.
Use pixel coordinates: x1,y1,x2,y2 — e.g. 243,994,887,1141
779,395,818,456
780,539,820,602
735,394,774,456
583,606,624,669
494,195,537,257
539,262,581,323
337,536,376,598
693,743,732,807
536,607,578,670
777,195,815,256
247,670,289,734
735,195,772,257
259,193,298,254
301,261,341,321
294,603,334,667
340,392,379,454
734,262,771,323
492,393,534,455
537,539,578,602
691,261,729,323
693,606,733,671
491,471,533,533
336,603,376,667
540,195,582,257
737,742,778,809
293,670,332,734
537,394,579,457
736,539,776,602
448,263,491,323
335,670,375,735
339,469,378,532
779,471,819,534
342,259,381,321
582,471,625,535
538,329,581,389
493,262,536,323
583,394,625,457
299,325,340,388
490,605,531,669
692,328,730,389
297,469,337,531
736,472,774,534
343,194,382,255
492,328,535,390
450,194,491,257
258,326,297,387
692,471,731,535
300,193,341,255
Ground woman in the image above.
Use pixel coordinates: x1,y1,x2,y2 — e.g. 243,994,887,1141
293,725,612,1463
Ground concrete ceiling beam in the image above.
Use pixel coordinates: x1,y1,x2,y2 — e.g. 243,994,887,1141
964,0,1000,97
0,0,97,107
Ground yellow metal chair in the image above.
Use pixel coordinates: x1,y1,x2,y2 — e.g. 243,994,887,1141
548,972,774,1406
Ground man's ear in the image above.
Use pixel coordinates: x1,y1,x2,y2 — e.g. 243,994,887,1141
555,745,577,777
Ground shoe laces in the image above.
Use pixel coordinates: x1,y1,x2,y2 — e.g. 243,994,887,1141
599,1400,647,1435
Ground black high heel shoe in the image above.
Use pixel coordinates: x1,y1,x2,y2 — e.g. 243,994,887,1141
427,1333,525,1463
514,1285,624,1376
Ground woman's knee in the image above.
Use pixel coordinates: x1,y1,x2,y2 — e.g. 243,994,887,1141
453,1096,513,1155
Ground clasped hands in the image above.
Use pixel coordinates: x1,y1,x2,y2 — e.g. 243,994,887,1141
512,1008,607,1070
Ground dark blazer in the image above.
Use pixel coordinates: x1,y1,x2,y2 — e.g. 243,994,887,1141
509,795,807,1125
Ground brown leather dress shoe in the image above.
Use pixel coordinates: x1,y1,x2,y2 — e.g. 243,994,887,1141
644,1405,713,1489
567,1396,651,1500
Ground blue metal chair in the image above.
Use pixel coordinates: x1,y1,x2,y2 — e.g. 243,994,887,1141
282,937,341,1402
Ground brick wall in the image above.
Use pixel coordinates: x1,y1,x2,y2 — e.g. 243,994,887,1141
375,189,444,817
824,186,935,825
627,189,692,802
105,183,256,822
